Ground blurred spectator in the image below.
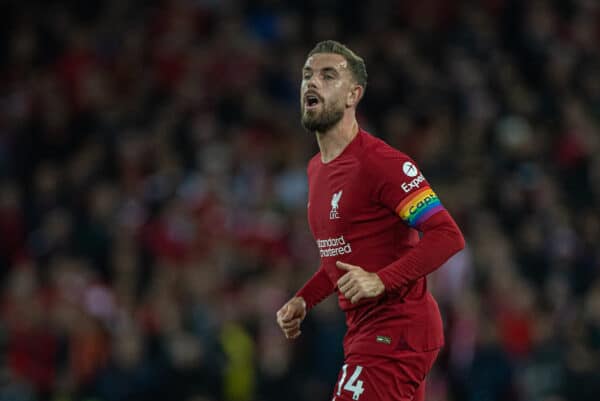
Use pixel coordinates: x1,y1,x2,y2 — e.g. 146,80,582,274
0,0,599,400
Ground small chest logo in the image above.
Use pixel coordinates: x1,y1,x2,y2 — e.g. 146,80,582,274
330,190,343,220
376,335,392,345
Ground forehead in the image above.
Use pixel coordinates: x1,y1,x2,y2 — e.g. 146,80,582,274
303,53,348,72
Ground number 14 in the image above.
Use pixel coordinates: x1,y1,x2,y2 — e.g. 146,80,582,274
336,364,365,400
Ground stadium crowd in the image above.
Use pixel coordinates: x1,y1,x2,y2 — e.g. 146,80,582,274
0,0,599,400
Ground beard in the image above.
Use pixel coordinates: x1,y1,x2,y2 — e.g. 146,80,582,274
301,100,344,133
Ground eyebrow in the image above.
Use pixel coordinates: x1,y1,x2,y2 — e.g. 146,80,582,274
302,66,340,75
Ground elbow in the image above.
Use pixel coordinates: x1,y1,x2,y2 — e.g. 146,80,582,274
452,225,466,254
421,210,466,256
438,217,465,256
455,230,466,253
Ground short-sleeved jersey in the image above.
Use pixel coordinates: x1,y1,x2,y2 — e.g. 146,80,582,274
306,129,445,358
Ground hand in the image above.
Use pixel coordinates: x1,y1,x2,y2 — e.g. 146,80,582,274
336,261,385,304
276,297,307,340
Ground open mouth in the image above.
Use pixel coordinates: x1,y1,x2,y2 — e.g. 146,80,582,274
304,93,321,109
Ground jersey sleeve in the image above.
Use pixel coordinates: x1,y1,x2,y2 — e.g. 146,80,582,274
295,265,336,311
366,149,445,229
376,210,465,290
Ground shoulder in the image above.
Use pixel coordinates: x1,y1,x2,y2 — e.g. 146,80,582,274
359,130,414,169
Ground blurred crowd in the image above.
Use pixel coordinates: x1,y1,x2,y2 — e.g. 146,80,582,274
1,0,599,400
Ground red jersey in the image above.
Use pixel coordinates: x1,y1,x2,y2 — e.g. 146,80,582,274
297,129,464,360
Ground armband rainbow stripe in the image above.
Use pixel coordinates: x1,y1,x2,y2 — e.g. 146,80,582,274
395,187,444,227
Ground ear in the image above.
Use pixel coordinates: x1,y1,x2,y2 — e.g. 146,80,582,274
346,85,363,108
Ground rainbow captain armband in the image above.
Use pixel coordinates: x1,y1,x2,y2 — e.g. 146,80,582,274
395,187,444,228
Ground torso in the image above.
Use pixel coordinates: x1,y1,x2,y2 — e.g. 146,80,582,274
307,129,444,358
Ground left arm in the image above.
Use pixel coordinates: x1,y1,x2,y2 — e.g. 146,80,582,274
337,210,464,303
337,148,465,304
376,209,464,291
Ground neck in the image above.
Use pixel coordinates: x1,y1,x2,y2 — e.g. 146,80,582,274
315,113,359,163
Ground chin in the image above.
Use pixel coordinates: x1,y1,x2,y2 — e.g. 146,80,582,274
303,111,318,120
301,105,343,132
301,112,317,124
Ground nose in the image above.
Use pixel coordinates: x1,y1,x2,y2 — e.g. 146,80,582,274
306,74,320,90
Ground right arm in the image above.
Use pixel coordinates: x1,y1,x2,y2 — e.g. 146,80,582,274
277,265,335,339
295,265,336,310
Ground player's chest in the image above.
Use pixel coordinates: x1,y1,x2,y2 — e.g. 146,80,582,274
307,165,371,235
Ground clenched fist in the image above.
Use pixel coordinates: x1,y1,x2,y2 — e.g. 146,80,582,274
276,297,307,340
336,261,385,304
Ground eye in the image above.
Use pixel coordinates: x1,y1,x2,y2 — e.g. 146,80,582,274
303,73,311,80
324,74,335,80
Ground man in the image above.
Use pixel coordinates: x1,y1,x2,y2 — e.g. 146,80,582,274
276,40,465,401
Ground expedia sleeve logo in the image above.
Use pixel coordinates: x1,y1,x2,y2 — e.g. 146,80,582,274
400,162,426,193
395,188,445,228
401,173,425,193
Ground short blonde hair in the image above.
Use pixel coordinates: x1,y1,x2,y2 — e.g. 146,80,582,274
308,40,367,90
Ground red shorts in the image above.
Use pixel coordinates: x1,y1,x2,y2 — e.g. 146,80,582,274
331,349,439,401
